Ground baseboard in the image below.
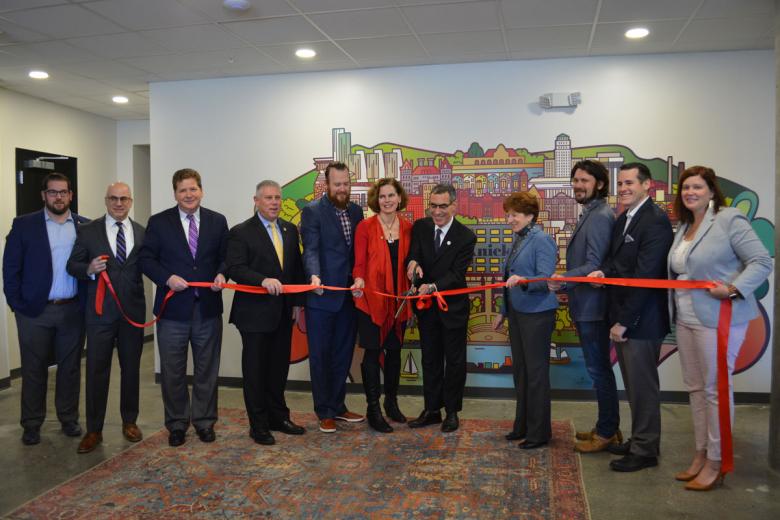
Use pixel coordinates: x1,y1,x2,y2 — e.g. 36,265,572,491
144,334,154,343
0,376,10,390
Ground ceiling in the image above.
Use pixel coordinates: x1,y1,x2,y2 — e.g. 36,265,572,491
0,0,774,120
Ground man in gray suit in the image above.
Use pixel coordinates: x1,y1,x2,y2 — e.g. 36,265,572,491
67,182,146,453
549,160,620,453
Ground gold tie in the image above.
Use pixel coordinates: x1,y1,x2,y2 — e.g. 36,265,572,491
270,223,283,265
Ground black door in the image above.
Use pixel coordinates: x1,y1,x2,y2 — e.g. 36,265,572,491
15,148,78,216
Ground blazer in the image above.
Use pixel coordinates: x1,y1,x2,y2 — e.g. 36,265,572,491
300,195,364,312
226,215,305,333
406,217,477,329
66,216,146,325
3,209,89,318
563,198,615,322
139,206,228,322
667,207,772,328
601,199,674,340
502,225,559,315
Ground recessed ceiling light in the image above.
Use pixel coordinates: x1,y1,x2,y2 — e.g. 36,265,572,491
112,95,129,104
625,27,649,39
295,48,316,59
28,70,49,79
223,0,250,11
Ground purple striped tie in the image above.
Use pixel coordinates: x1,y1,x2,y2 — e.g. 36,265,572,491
187,214,198,259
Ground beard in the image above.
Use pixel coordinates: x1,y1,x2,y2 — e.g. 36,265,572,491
327,190,349,210
574,190,593,204
45,200,70,216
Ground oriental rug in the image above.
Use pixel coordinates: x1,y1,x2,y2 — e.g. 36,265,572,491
8,408,590,519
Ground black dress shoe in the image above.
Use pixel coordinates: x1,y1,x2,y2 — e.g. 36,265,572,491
518,440,548,450
61,421,82,437
196,427,216,443
250,428,276,445
441,413,459,433
609,453,658,472
271,419,306,435
408,410,442,429
505,431,526,441
607,440,631,456
169,430,186,447
22,427,41,446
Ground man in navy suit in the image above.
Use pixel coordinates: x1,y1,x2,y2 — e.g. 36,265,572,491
139,168,228,447
2,172,88,445
589,162,674,472
301,161,364,433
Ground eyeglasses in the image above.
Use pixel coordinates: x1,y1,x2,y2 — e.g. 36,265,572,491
105,196,132,204
44,189,70,198
429,202,452,210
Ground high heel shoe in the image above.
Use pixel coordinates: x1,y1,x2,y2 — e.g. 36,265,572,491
684,473,725,491
674,469,700,482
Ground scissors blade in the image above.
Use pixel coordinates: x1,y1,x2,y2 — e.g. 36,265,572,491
394,271,417,320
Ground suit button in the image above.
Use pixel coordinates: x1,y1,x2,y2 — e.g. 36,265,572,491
193,266,198,270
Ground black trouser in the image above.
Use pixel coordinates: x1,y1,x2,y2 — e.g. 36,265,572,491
361,348,401,401
418,312,467,414
15,302,84,429
84,320,143,433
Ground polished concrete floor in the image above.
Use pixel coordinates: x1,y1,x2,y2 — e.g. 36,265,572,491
0,345,778,519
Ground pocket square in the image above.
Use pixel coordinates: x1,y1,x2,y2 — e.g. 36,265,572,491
624,234,635,243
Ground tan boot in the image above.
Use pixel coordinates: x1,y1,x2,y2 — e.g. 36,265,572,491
575,433,616,453
575,428,596,441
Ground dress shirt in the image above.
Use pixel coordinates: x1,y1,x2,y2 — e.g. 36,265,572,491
623,196,650,233
434,216,455,244
45,209,78,299
179,207,200,238
105,214,135,258
257,212,283,247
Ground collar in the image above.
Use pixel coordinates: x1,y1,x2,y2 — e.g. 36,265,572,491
105,214,128,227
179,207,200,222
435,216,454,237
517,223,534,238
44,208,73,223
581,197,604,213
626,196,650,219
257,212,278,229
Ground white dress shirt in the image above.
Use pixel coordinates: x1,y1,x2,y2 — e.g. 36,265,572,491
105,214,135,257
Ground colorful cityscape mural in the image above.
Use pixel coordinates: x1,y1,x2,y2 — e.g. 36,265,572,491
284,128,775,390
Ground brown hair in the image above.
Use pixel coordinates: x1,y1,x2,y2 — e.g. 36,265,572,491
367,178,408,213
41,172,71,191
324,161,348,182
172,168,202,191
673,165,726,224
503,192,540,222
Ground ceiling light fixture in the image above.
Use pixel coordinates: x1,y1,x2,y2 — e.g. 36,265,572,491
28,70,49,79
112,95,129,104
625,27,649,39
295,48,316,59
223,0,251,11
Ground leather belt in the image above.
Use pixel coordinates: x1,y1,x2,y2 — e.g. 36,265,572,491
48,297,77,305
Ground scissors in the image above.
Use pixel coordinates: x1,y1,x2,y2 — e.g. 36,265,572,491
394,271,418,320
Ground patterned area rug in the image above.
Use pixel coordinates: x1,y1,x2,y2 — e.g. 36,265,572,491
9,409,589,519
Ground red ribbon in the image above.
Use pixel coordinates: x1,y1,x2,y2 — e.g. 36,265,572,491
95,271,735,471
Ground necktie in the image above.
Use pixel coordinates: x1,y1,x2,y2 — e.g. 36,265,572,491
434,228,442,253
623,213,632,235
270,223,283,266
115,222,126,264
187,214,198,259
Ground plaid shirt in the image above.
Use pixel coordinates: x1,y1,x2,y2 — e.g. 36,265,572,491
336,208,352,246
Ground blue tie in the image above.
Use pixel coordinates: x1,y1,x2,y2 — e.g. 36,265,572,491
116,222,126,264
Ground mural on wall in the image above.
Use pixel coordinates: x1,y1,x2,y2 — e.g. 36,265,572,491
282,128,775,390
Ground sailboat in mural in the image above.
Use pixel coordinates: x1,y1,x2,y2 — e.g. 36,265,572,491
401,352,419,380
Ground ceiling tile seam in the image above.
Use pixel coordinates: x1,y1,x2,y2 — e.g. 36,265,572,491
586,0,602,55
494,0,510,57
284,0,360,66
392,0,432,60
670,0,705,49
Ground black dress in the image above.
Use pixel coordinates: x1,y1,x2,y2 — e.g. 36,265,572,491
357,240,401,350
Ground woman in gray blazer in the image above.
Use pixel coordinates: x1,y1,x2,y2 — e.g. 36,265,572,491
492,192,559,449
668,166,772,491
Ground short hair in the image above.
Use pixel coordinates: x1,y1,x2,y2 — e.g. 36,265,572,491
172,168,202,191
41,172,71,191
673,166,727,225
503,192,540,222
324,161,348,182
571,160,609,198
620,162,651,183
367,178,408,213
256,179,281,192
430,183,456,203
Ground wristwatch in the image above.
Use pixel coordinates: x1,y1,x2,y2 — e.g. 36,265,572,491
727,284,742,300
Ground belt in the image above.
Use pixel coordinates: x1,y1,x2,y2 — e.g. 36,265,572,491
48,297,77,305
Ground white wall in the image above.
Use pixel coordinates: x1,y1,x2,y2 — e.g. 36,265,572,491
150,50,775,392
0,88,118,375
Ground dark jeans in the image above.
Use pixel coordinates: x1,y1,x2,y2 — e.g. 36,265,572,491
576,320,620,438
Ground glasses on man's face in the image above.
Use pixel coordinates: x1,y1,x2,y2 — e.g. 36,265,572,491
429,202,452,210
106,196,132,204
44,189,70,198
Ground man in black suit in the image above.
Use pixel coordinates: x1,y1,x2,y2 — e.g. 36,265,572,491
406,184,476,432
139,168,228,447
226,180,306,445
589,162,673,472
67,182,146,453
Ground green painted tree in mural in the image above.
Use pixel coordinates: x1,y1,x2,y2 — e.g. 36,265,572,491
467,142,484,157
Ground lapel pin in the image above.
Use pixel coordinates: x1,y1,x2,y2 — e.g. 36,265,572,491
446,240,451,246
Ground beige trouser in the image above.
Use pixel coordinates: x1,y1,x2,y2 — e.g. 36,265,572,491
675,320,748,461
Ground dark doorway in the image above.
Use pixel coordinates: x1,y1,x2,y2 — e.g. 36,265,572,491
15,148,78,217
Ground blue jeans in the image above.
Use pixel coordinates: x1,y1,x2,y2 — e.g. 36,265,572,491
576,320,619,438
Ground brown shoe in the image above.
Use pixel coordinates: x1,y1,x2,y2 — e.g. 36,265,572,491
122,423,143,442
335,410,365,423
77,432,103,454
575,428,596,441
319,419,337,433
575,433,616,453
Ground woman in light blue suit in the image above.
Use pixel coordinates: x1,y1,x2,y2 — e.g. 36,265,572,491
492,192,559,449
668,166,772,491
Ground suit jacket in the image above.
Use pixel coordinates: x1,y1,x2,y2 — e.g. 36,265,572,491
139,206,228,322
300,195,363,312
406,217,476,329
66,216,146,325
3,209,89,318
502,225,559,314
226,215,305,332
601,199,673,340
564,198,615,322
667,207,772,328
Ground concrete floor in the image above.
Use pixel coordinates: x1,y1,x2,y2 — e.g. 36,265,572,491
0,345,777,519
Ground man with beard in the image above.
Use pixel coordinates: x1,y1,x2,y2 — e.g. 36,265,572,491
67,182,146,453
301,161,364,433
3,172,89,445
548,160,621,452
